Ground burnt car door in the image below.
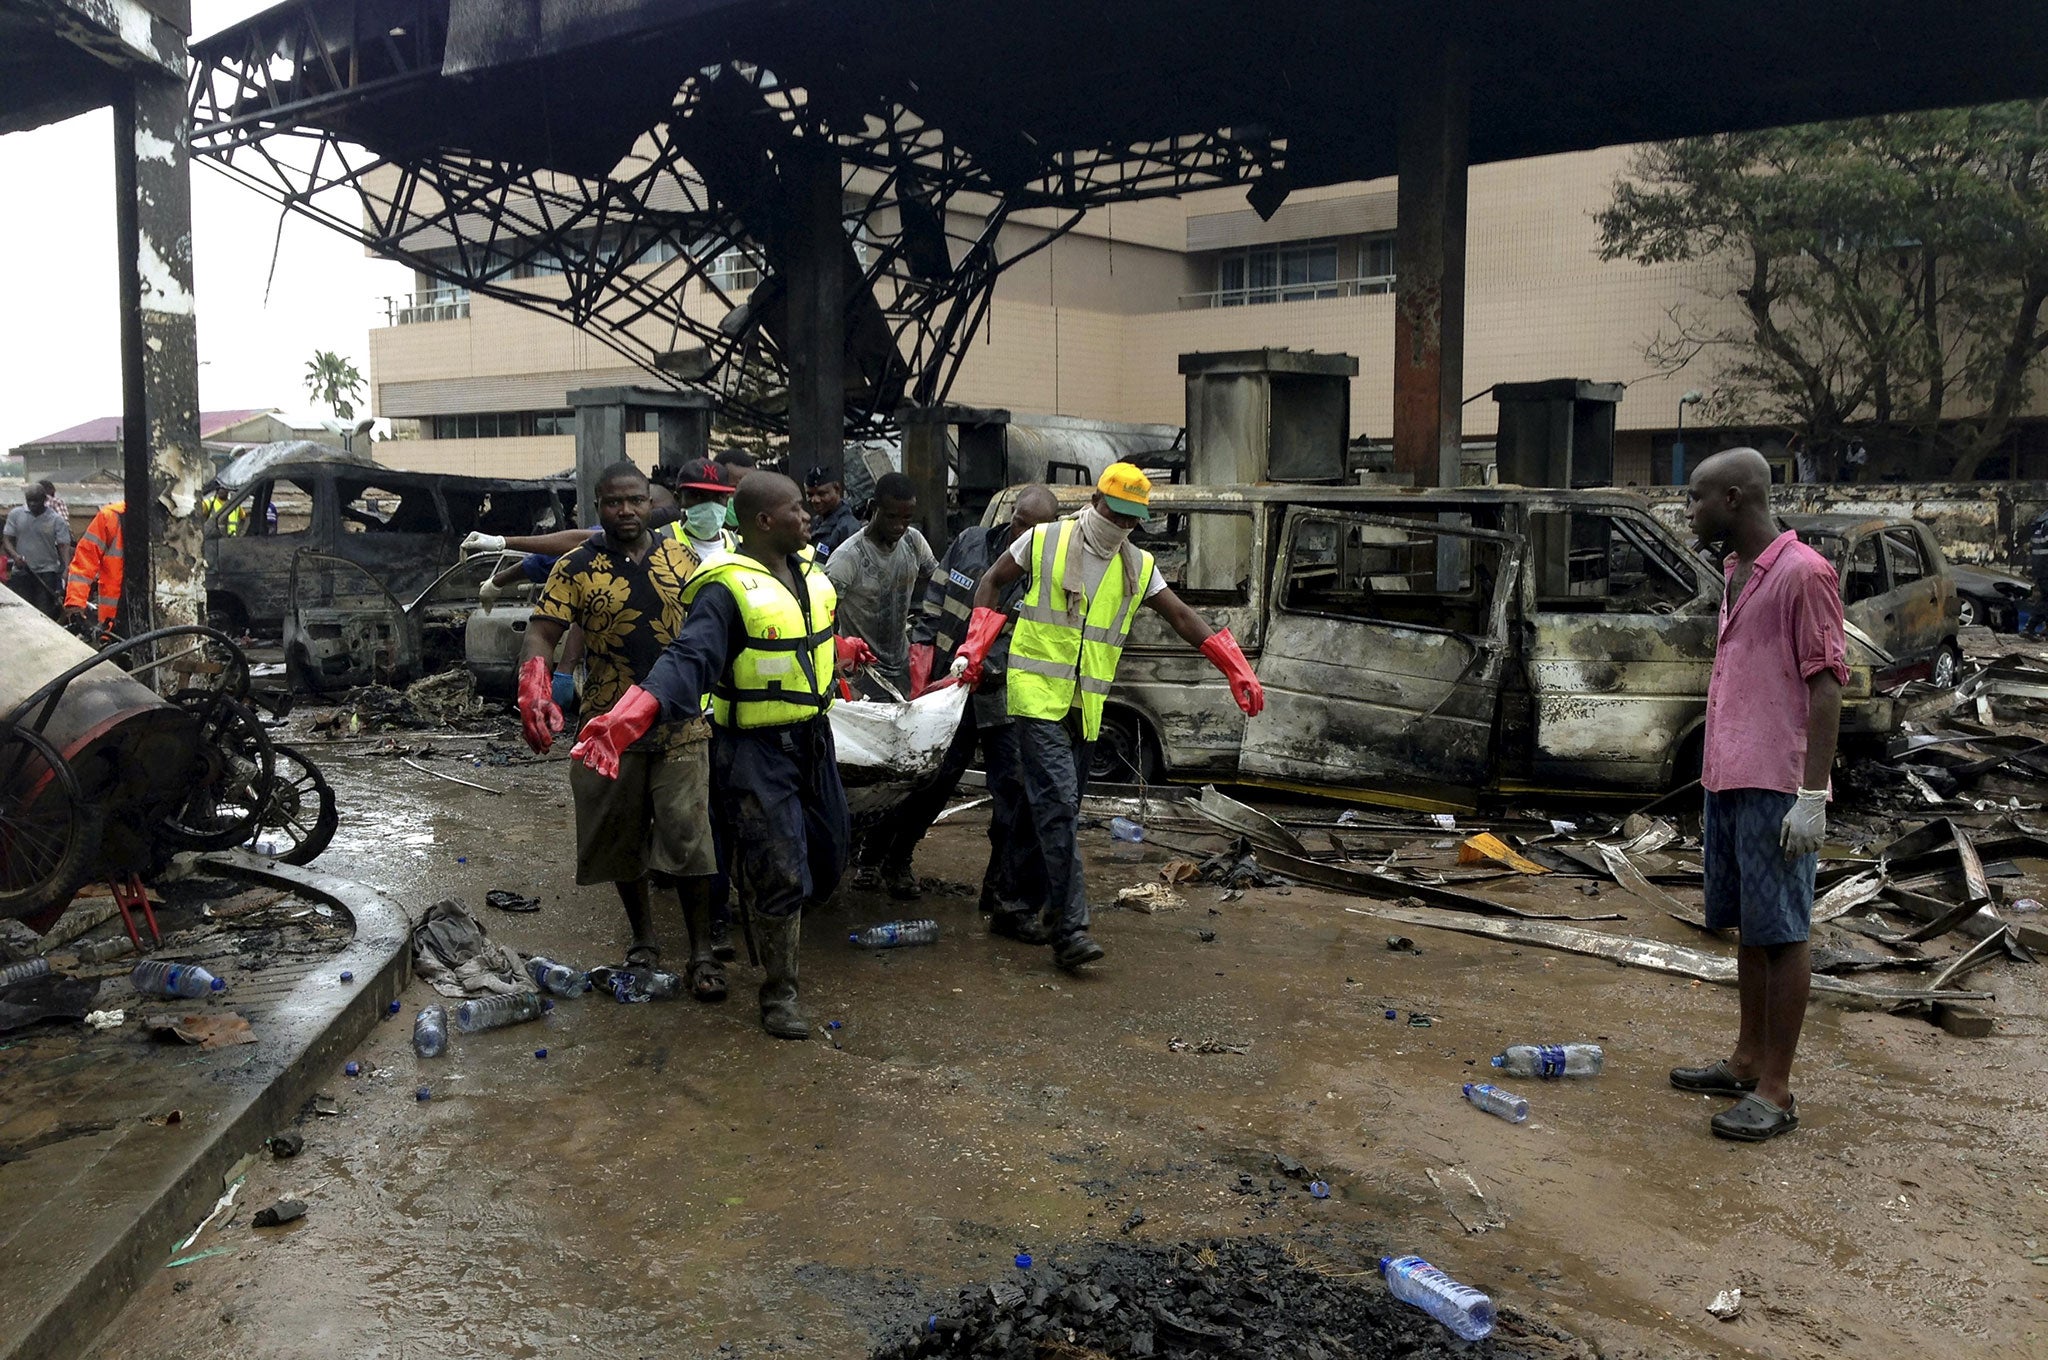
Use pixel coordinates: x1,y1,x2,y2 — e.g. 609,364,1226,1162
1878,525,1950,675
1512,503,1717,791
204,472,322,633
1235,508,1521,811
285,550,421,693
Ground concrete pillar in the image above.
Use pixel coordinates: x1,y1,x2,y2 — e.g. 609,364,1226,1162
1391,40,1470,489
783,147,845,490
570,394,628,527
897,410,951,553
115,70,204,634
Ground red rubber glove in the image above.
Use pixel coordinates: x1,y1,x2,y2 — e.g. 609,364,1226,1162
907,642,935,698
517,656,564,754
569,685,661,779
951,607,1008,690
1199,628,1265,717
835,635,877,673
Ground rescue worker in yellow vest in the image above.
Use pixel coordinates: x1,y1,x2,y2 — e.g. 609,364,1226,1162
954,463,1265,970
572,472,876,1039
64,499,125,632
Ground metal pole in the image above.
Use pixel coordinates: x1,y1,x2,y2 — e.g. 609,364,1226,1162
1673,400,1686,486
113,94,152,639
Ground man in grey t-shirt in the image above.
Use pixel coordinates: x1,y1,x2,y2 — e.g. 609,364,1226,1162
823,471,936,699
5,484,72,618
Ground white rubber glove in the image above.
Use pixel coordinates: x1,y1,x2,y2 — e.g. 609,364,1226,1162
1779,787,1827,859
478,576,502,613
461,531,506,555
948,654,970,679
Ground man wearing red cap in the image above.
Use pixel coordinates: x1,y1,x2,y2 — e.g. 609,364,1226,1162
955,463,1265,970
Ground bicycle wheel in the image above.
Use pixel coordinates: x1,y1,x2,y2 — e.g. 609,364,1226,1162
0,723,102,922
157,690,275,851
246,742,338,865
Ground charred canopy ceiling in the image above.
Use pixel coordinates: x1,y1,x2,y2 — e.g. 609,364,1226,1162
188,0,2048,433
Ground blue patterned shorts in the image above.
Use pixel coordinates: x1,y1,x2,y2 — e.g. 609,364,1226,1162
1703,788,1816,946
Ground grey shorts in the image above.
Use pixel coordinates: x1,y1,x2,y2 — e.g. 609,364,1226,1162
568,740,716,885
1703,788,1815,946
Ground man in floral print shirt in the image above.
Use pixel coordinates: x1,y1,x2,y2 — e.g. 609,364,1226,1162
519,462,728,1002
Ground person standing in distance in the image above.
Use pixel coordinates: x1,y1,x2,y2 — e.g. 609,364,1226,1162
1671,447,1845,1142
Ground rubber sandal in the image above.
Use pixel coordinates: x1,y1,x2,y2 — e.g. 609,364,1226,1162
1670,1058,1760,1096
1711,1093,1799,1142
687,957,727,1003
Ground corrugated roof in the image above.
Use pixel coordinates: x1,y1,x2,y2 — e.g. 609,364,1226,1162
19,409,278,446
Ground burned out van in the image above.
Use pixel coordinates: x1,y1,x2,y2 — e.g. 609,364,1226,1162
985,483,1905,811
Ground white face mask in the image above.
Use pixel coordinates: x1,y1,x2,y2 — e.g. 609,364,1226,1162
1078,504,1130,556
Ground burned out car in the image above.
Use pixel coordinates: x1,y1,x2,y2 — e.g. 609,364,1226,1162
986,484,1904,811
1780,514,1961,690
285,550,513,693
203,443,570,635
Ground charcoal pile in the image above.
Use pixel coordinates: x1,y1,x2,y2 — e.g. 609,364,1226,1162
872,1237,1581,1359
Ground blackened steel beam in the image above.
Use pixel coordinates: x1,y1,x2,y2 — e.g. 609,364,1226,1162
1392,39,1470,489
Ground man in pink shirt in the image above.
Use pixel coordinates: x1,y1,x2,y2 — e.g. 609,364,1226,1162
1670,448,1846,1142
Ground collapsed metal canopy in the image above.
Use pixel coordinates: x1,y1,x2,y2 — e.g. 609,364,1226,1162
189,0,2048,432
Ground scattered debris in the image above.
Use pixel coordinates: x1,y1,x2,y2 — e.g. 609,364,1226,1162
1168,1036,1250,1054
146,1012,257,1049
1159,858,1202,885
84,1008,126,1031
251,1199,307,1228
1425,1166,1506,1234
401,756,504,795
267,1131,305,1159
0,973,100,1033
1457,833,1549,875
1116,884,1186,914
484,889,541,913
1707,1287,1744,1320
411,898,527,998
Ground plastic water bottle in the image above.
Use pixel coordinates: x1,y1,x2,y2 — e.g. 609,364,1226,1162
848,920,939,948
0,957,51,987
1109,816,1145,842
131,961,226,998
1492,1043,1604,1078
453,992,544,1032
524,956,587,998
1379,1255,1494,1341
1463,1082,1528,1124
412,1004,448,1057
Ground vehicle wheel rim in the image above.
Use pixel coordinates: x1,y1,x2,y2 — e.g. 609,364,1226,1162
1934,651,1957,688
1958,600,1977,627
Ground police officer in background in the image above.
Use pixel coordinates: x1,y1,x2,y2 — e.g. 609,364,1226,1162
953,463,1265,971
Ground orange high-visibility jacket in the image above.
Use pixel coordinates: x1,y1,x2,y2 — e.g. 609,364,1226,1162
65,500,125,623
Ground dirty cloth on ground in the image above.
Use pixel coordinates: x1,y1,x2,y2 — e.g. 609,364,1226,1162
0,974,99,1032
410,897,526,998
824,524,935,692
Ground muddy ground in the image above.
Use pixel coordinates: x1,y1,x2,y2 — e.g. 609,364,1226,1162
80,727,2048,1360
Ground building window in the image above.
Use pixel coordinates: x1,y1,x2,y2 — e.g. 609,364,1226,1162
430,412,568,440
1355,233,1396,294
707,245,762,294
1214,240,1340,306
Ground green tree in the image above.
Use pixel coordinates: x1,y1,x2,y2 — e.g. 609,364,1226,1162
303,349,366,422
1598,103,2048,481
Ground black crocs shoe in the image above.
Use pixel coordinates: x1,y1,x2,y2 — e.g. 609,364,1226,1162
1711,1093,1798,1142
1670,1059,1760,1096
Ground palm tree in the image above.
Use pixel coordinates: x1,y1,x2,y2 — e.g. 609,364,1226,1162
303,350,366,421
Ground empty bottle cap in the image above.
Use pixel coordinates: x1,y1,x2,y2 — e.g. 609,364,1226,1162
1308,1180,1330,1199
415,1086,431,1101
534,1048,548,1059
339,970,354,983
1014,1253,1032,1269
345,1061,360,1076
388,1000,401,1015
1384,1008,1397,1020
1490,1054,1505,1066
208,977,226,991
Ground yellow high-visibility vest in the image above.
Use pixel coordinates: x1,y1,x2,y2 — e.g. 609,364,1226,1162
1006,519,1152,742
683,551,839,728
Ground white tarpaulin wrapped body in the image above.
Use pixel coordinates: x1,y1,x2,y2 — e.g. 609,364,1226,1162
830,683,969,779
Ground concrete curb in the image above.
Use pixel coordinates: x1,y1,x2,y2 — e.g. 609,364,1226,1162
6,853,413,1360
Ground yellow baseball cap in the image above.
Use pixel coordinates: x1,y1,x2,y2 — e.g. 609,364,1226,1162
1097,462,1153,519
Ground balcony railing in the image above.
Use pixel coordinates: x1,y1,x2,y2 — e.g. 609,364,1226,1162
1178,274,1398,309
382,286,471,326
